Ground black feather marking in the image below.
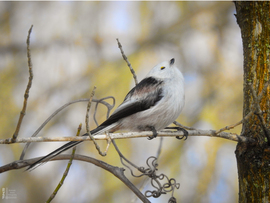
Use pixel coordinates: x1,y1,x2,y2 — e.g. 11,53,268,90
100,77,163,127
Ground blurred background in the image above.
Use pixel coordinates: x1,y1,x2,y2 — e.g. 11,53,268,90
0,1,243,203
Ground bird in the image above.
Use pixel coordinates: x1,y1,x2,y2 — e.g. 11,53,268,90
27,58,186,170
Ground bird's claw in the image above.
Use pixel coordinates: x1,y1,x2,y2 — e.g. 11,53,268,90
147,126,158,140
175,127,188,140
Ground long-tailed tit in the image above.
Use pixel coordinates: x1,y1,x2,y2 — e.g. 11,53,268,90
28,58,186,170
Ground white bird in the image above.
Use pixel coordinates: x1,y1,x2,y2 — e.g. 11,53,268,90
28,58,186,170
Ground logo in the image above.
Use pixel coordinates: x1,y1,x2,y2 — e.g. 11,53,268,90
2,188,17,200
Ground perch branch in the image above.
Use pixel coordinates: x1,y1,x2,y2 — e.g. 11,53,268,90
0,129,253,144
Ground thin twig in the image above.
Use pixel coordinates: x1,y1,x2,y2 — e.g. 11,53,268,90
46,124,82,203
12,25,34,142
85,87,107,156
215,120,243,134
111,139,140,172
116,38,138,85
20,98,114,160
85,86,96,134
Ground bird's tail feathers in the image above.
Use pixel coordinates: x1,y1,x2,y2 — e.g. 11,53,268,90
27,123,118,171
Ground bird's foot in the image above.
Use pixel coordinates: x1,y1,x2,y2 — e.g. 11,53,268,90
147,126,158,140
165,127,188,140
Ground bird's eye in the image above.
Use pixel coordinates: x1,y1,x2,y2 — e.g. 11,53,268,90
161,66,165,70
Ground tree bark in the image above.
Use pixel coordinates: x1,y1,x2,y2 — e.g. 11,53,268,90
234,2,270,202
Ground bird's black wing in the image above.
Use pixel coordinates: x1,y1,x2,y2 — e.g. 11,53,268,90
100,77,164,127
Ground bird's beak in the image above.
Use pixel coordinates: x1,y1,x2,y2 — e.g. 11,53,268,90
170,58,175,65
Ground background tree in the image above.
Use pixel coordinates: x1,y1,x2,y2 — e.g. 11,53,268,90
0,2,249,202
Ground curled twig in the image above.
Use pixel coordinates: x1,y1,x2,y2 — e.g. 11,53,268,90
93,96,115,126
112,137,180,201
143,157,180,201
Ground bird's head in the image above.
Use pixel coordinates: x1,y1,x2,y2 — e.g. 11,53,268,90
146,58,181,79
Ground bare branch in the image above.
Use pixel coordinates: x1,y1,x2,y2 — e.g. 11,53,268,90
116,38,138,85
12,25,34,142
0,154,150,203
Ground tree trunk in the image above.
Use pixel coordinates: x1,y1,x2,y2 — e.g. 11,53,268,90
234,1,270,202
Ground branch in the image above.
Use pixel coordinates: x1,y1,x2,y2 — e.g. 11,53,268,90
12,25,34,142
0,129,252,144
0,154,150,203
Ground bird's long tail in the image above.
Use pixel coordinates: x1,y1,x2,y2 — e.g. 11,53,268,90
27,124,113,171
